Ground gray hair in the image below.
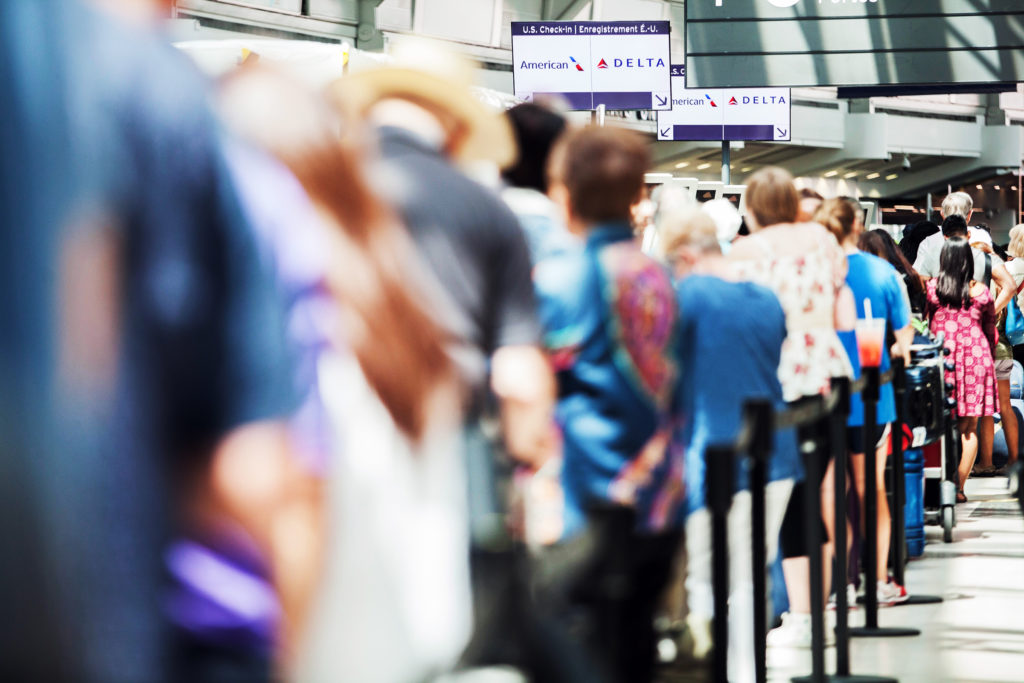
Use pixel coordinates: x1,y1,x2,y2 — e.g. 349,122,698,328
655,190,721,260
941,191,973,219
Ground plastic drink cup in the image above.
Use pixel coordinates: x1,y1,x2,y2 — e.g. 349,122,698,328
855,318,886,367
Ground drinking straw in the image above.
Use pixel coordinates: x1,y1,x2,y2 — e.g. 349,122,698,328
864,298,873,320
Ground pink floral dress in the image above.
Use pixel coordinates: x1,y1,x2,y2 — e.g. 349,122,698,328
733,225,853,402
926,280,998,417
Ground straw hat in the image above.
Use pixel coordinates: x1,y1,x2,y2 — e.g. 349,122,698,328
330,37,516,168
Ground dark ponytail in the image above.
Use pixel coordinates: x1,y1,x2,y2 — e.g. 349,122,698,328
936,236,974,309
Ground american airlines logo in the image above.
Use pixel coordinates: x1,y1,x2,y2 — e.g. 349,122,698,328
519,56,586,71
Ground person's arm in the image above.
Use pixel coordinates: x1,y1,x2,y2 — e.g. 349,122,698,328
825,229,856,332
492,346,557,469
892,325,914,366
888,270,913,365
835,284,857,332
982,296,998,353
992,262,1015,313
489,204,557,470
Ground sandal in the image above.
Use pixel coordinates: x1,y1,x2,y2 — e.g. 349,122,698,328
957,489,968,504
972,465,998,478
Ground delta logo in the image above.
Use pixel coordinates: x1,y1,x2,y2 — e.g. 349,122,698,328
729,96,738,105
596,57,666,69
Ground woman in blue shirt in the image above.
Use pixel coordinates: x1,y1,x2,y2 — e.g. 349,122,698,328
815,198,913,606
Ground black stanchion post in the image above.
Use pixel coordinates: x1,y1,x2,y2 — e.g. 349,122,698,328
708,445,733,683
794,379,897,683
790,397,827,683
746,401,774,683
850,367,919,639
831,378,853,676
891,358,906,586
889,357,943,605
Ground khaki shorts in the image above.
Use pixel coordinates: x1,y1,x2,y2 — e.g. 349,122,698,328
995,359,1014,382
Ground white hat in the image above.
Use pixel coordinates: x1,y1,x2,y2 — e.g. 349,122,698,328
701,198,743,243
968,226,993,248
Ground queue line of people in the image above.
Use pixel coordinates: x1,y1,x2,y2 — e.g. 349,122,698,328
4,3,1022,681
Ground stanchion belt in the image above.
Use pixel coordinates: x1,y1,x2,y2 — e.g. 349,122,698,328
730,369,894,443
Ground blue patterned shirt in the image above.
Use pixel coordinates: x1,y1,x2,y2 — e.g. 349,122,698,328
534,224,684,539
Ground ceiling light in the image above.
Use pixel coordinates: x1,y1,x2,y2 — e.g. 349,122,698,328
894,205,918,211
886,173,899,180
674,161,689,169
824,170,839,178
865,172,880,180
843,171,858,179
1012,186,1018,191
976,184,984,190
697,163,711,170
741,166,753,173
994,185,1001,191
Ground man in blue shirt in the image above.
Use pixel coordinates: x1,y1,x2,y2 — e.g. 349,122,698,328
534,127,683,683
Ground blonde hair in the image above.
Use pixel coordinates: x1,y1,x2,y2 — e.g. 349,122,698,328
814,197,859,244
1008,224,1024,259
941,191,973,219
745,167,799,230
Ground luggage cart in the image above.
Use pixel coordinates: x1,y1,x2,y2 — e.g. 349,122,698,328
905,333,959,542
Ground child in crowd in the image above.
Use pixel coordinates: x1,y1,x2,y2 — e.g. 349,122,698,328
926,236,999,503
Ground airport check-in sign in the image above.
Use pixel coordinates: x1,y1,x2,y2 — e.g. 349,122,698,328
511,21,671,111
657,64,791,142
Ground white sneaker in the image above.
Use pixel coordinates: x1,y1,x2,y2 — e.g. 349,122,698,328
684,613,713,661
876,579,909,606
766,611,835,648
828,583,859,610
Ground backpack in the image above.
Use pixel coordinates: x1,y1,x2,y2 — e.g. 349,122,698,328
1005,279,1024,346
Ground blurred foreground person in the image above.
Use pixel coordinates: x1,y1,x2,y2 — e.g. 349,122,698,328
501,102,575,264
797,187,824,223
534,127,684,683
219,65,472,682
329,40,558,675
729,167,854,648
660,205,798,683
0,2,299,681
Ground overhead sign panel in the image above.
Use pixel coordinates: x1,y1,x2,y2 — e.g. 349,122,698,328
685,0,1024,88
657,64,790,142
511,21,671,111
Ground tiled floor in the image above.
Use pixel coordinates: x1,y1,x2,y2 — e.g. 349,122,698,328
767,476,1024,683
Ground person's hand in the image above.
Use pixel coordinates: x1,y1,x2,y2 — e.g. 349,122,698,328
891,342,911,366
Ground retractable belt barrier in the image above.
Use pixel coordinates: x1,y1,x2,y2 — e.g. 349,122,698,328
704,357,954,683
